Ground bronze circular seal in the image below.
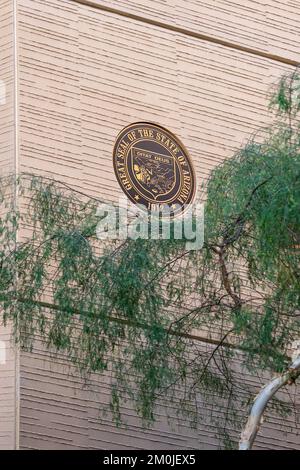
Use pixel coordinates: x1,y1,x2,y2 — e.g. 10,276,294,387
113,122,196,216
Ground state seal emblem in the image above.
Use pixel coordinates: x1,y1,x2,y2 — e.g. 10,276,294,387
113,122,196,216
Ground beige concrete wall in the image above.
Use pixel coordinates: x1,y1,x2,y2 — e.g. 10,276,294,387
73,0,300,64
0,0,15,176
0,0,17,450
19,342,300,450
0,326,17,450
17,0,293,196
0,0,298,448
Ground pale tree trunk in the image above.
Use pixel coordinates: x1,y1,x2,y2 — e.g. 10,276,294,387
239,355,300,450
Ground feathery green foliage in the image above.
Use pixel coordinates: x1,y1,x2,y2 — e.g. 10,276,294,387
0,72,299,448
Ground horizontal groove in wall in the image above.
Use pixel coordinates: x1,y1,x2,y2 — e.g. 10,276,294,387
72,0,299,67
